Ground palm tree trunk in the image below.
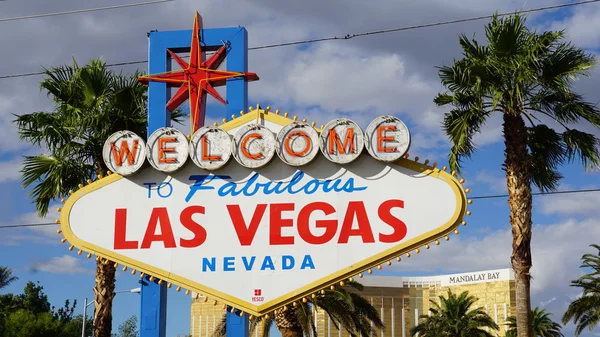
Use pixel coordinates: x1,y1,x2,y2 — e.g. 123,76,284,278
93,258,116,337
503,113,533,337
275,308,304,337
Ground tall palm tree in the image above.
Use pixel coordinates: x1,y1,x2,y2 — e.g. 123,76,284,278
411,290,498,337
0,267,18,290
433,12,600,337
14,58,184,337
214,281,384,337
506,307,564,337
562,244,600,336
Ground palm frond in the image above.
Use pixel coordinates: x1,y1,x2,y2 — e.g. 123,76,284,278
441,104,490,172
20,153,93,216
562,129,600,169
526,125,565,192
562,245,600,336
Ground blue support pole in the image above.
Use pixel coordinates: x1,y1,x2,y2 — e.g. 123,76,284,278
143,24,251,337
140,30,170,337
226,307,250,337
140,276,168,337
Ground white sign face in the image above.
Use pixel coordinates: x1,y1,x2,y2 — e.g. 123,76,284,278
64,110,468,317
102,131,146,176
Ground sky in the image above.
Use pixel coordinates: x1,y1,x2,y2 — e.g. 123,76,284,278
1,0,600,336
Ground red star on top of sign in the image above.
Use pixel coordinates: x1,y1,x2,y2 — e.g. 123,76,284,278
138,12,259,132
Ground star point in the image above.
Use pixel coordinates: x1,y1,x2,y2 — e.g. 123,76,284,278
139,13,259,132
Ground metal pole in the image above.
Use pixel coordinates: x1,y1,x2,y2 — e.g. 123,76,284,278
82,298,87,337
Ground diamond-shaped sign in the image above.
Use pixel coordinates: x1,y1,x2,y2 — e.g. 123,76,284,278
59,109,469,317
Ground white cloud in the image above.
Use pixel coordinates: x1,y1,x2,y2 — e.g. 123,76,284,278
475,170,507,194
547,4,600,50
27,255,94,275
11,203,62,237
539,187,600,216
391,216,597,296
0,157,23,183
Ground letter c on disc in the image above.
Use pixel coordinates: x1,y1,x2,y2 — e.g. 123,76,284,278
232,124,276,169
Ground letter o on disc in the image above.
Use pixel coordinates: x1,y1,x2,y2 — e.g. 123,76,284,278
102,130,146,176
146,127,189,173
232,124,276,169
365,115,411,162
319,118,365,164
276,122,320,167
189,126,232,170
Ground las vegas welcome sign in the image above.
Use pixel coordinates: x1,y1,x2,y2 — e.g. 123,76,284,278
59,107,469,317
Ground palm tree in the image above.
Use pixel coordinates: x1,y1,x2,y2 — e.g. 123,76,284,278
562,244,600,336
14,58,184,337
411,290,498,337
506,307,564,337
214,281,384,337
433,12,600,337
0,267,18,290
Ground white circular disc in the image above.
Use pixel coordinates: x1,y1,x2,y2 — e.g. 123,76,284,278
189,126,232,171
232,124,276,169
275,122,320,167
146,127,189,173
365,115,411,162
102,130,146,176
319,118,365,164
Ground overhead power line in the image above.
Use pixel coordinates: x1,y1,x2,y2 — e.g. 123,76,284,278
470,187,600,200
0,0,598,80
0,0,174,23
1,187,599,230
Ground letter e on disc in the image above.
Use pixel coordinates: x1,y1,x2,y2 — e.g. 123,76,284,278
232,124,276,169
102,130,146,176
276,122,319,167
365,116,411,162
146,127,189,173
319,118,364,164
189,126,232,170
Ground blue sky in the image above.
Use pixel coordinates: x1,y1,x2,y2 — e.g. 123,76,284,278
2,1,600,337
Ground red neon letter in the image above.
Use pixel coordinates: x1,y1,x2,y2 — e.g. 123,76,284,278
228,204,267,246
270,203,295,245
328,128,355,154
378,199,407,243
158,137,177,163
140,207,176,249
110,140,139,166
179,205,208,248
298,202,337,245
284,131,311,157
114,208,138,249
338,201,375,244
241,133,263,160
377,126,397,153
201,136,222,161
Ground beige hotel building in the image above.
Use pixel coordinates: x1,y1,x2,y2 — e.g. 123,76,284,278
190,268,516,337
